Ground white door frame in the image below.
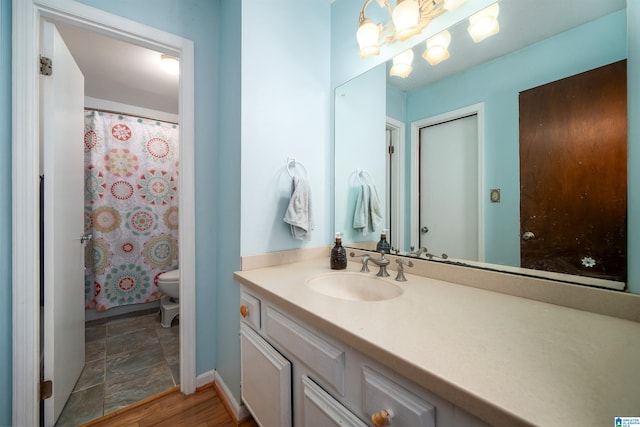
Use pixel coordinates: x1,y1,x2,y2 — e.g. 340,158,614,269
12,1,196,425
386,116,405,251
409,103,485,259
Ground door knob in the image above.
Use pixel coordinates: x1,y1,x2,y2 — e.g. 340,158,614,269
80,233,92,244
421,226,429,234
240,305,248,318
522,231,535,241
371,409,394,426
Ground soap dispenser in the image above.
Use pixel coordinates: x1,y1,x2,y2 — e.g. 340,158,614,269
330,232,347,270
376,228,391,254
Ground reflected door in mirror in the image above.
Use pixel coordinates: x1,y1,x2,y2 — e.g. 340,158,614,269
519,60,627,282
419,114,479,260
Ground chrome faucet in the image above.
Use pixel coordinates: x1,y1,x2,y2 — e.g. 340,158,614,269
395,259,414,282
369,252,390,277
408,246,449,260
408,246,427,257
349,252,371,272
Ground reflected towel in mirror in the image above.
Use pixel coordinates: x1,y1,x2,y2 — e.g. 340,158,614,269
353,183,382,235
284,176,314,240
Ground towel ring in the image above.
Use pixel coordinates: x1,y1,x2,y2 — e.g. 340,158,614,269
356,168,374,186
287,157,307,179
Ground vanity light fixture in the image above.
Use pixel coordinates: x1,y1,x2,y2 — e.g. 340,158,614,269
467,3,500,43
160,54,180,75
423,30,451,65
356,0,448,58
390,49,414,78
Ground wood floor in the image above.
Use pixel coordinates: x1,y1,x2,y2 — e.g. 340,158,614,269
80,385,258,427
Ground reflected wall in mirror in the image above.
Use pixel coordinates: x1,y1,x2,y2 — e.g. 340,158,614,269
334,1,633,292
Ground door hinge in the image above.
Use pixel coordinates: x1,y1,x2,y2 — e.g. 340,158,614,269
40,380,52,400
388,145,395,155
40,56,52,76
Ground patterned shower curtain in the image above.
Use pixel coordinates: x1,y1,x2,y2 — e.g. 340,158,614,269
83,110,179,311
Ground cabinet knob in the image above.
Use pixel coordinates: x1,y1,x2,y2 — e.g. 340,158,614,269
240,305,248,318
371,409,393,426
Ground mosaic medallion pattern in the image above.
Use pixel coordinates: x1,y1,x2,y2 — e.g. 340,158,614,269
84,110,179,311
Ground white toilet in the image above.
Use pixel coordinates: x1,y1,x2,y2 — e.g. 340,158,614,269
158,269,180,328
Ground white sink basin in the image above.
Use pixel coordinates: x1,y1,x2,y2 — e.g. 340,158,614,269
306,272,403,302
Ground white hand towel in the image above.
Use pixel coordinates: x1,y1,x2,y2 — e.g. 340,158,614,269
283,176,314,240
353,183,383,235
352,184,370,235
368,183,383,232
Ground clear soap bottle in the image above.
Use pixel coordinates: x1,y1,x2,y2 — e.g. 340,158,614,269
376,228,391,254
330,232,347,270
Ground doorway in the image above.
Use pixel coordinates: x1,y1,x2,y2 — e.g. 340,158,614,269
419,114,479,260
410,104,485,260
13,1,196,426
385,116,405,251
519,60,627,283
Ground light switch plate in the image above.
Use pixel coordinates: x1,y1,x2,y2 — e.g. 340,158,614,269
490,188,500,203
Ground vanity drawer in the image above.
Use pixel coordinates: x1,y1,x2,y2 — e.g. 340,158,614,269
302,376,367,427
265,306,345,395
362,366,435,427
240,291,261,330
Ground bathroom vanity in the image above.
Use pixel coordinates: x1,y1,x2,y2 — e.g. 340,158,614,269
234,254,640,426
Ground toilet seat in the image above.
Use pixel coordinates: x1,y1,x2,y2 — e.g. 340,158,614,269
158,269,180,285
158,269,180,328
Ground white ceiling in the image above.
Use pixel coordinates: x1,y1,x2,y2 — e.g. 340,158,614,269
56,0,626,110
386,0,626,92
56,23,179,114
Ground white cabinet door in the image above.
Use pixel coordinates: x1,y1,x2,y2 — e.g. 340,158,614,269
302,376,367,427
240,323,291,427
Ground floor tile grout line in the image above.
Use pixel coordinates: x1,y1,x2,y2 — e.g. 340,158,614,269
57,311,179,426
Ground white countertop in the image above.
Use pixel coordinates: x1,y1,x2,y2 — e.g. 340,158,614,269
234,258,640,427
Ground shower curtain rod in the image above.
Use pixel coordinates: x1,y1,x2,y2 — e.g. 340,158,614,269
84,107,179,125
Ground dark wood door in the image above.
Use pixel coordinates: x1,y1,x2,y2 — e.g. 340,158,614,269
519,60,627,282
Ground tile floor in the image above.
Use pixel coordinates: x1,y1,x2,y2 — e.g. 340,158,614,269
54,310,179,427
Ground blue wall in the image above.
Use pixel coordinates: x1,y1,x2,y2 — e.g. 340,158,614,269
76,0,220,376
240,0,331,256
216,0,242,401
230,0,331,402
0,0,12,422
404,11,627,266
335,65,386,243
386,82,407,123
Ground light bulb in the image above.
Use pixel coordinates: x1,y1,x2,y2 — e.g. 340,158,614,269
392,0,420,41
444,0,466,11
160,54,180,75
357,19,380,58
390,49,414,78
468,3,500,43
423,30,451,65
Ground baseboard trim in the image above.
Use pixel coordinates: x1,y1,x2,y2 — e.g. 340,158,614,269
196,369,215,389
214,370,251,423
79,386,180,426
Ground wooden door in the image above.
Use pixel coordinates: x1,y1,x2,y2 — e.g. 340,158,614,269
519,60,627,282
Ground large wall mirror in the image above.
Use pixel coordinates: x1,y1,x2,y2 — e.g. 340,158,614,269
334,0,632,292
